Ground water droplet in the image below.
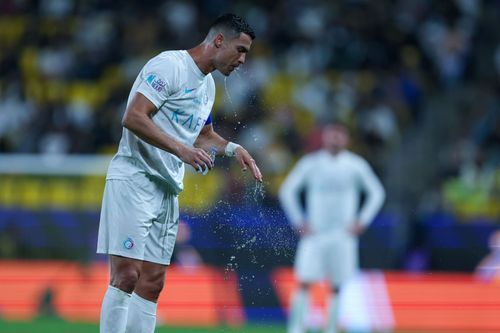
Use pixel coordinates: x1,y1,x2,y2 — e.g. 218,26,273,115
223,76,237,119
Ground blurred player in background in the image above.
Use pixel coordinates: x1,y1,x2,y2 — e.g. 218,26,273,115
96,13,262,333
279,122,385,333
476,229,500,282
171,219,203,268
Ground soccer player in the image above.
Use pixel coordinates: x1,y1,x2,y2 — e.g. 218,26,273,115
476,230,500,282
96,14,262,333
279,123,385,333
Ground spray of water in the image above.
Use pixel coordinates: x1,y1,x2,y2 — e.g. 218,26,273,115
236,235,257,250
224,255,239,280
223,76,236,119
253,181,266,202
217,68,294,309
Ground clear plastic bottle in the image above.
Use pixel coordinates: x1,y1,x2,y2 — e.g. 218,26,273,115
197,147,217,175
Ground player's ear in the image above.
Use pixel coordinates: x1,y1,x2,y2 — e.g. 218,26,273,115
214,33,224,48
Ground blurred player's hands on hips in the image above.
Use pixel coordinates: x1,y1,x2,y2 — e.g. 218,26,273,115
295,223,311,237
234,146,263,182
348,220,365,236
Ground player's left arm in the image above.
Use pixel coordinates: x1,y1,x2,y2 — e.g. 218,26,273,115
194,123,262,182
351,159,386,234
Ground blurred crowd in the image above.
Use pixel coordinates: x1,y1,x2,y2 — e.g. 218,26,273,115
0,0,499,221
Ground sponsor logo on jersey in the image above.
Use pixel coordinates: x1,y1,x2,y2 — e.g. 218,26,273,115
170,109,205,132
146,73,166,93
123,237,134,249
184,87,196,94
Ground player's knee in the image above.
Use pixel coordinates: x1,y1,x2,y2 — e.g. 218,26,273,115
135,281,163,302
137,271,165,301
111,269,139,293
150,277,165,297
148,271,166,295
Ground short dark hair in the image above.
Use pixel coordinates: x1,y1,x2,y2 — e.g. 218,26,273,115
206,13,255,41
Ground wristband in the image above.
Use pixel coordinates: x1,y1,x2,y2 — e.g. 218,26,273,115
224,142,241,157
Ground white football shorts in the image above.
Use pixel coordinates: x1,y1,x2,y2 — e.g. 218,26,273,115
97,172,179,265
294,231,358,286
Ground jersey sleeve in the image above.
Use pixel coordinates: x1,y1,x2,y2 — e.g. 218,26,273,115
355,157,386,226
278,156,312,228
203,76,216,126
136,56,179,109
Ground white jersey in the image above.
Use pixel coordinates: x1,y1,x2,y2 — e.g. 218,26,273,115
107,50,216,194
279,150,385,234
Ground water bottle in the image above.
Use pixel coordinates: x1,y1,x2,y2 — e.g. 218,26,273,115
197,147,217,175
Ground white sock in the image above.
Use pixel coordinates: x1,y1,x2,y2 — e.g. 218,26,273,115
287,289,309,333
100,285,131,333
125,292,158,333
325,294,340,333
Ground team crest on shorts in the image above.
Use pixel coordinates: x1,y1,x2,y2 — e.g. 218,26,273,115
123,237,134,250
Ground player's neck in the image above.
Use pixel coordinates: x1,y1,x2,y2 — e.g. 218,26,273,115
326,147,343,156
187,44,214,75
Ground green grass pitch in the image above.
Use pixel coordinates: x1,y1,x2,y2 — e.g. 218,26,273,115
0,318,283,333
0,318,474,333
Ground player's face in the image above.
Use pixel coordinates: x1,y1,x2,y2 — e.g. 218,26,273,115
215,32,252,76
322,125,349,152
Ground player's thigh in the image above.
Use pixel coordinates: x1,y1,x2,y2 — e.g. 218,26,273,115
138,260,168,287
294,236,325,283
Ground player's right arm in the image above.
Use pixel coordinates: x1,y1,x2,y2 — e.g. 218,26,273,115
122,92,214,171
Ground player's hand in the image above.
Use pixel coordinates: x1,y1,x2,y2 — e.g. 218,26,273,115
348,220,365,236
295,223,311,237
234,146,263,182
178,146,214,172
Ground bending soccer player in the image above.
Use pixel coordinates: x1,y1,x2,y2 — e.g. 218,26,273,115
279,123,385,333
96,14,261,333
